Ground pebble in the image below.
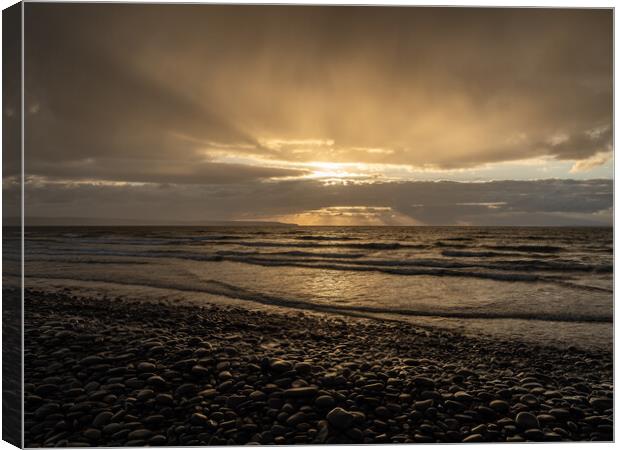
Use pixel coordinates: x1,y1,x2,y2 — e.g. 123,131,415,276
589,397,612,410
101,423,122,435
191,365,209,377
175,383,196,397
515,412,540,430
489,399,510,413
294,362,313,375
463,434,483,442
127,429,152,440
549,408,570,421
83,429,101,441
198,388,218,398
454,391,473,402
284,387,319,398
270,360,293,373
79,356,104,366
92,411,113,428
147,375,167,389
149,435,167,445
326,407,355,429
523,428,544,441
315,395,336,409
413,377,435,389
190,413,209,426
415,399,434,410
137,362,156,372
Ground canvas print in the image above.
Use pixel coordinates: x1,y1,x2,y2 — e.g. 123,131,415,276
2,2,614,447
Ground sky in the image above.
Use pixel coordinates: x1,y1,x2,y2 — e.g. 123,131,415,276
6,4,613,225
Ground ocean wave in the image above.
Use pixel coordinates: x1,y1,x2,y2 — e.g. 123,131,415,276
189,240,424,250
312,256,612,273
31,237,184,246
26,246,612,277
191,235,248,241
25,257,150,265
25,248,222,262
25,274,613,324
221,256,545,282
215,257,612,292
552,280,613,294
434,241,470,248
485,259,613,273
26,247,549,282
216,250,367,259
441,250,535,258
484,245,564,253
294,235,360,241
202,280,612,322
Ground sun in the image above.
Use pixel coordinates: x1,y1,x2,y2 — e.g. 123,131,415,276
306,162,366,180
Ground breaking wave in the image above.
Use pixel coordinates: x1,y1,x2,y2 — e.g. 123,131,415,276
24,275,613,324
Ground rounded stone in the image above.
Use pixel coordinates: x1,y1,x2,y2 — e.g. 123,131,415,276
284,387,318,398
190,413,209,426
489,400,510,413
128,429,153,440
315,395,336,409
326,407,355,429
515,412,540,430
137,362,156,372
589,397,612,410
294,362,313,375
463,434,483,443
149,435,167,446
83,429,101,441
92,411,113,428
523,428,544,441
270,360,293,373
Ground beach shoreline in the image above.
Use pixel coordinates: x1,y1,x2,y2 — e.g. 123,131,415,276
24,287,613,446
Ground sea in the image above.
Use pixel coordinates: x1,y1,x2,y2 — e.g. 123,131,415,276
9,226,613,351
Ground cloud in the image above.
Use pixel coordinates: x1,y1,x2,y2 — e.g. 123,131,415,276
274,206,421,226
22,178,612,226
25,4,275,183
27,159,306,185
570,151,613,173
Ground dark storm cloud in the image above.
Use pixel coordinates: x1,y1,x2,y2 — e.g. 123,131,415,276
27,159,304,185
23,178,612,226
24,3,281,182
24,4,612,180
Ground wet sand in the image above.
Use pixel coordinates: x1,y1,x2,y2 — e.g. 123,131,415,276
23,287,613,446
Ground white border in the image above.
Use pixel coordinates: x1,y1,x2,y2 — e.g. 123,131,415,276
0,2,616,450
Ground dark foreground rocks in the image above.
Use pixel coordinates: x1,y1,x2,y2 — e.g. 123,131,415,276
24,288,613,446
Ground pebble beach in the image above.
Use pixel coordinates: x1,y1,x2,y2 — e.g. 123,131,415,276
24,287,613,446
